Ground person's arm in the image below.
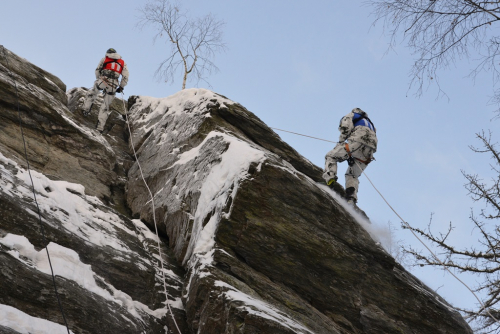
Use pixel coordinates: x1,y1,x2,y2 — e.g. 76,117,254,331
338,112,354,142
119,62,129,88
95,58,105,79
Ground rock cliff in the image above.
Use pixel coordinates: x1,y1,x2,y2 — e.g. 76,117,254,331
0,46,472,334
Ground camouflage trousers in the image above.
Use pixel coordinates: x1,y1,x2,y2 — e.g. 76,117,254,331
323,141,374,201
82,77,118,131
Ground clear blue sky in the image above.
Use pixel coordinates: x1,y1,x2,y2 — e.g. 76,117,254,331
2,0,497,316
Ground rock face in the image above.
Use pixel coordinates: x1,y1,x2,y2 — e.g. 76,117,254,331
0,46,188,334
0,46,473,334
125,91,472,334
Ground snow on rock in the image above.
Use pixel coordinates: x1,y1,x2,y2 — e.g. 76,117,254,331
0,304,74,334
0,47,188,334
175,131,266,264
1,45,473,334
126,88,473,334
129,89,233,139
0,233,175,321
0,151,133,252
0,152,186,333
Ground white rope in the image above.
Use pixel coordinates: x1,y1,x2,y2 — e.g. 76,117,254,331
270,127,337,143
272,126,500,324
120,93,181,334
353,159,500,324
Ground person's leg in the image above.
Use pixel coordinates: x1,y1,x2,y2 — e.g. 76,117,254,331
345,161,366,203
82,79,105,113
96,90,115,131
323,143,349,184
345,143,374,203
96,78,119,132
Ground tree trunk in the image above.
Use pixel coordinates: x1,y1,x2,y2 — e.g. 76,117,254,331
182,71,187,90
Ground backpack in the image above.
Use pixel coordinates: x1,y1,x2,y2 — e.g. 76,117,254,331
101,57,124,75
352,113,376,132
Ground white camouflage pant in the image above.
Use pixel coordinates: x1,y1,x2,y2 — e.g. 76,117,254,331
82,77,118,131
323,141,374,201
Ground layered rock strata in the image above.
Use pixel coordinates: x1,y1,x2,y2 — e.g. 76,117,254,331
0,47,187,334
126,90,472,334
0,46,473,334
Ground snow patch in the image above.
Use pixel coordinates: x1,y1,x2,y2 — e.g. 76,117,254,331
129,88,233,139
0,151,133,252
0,233,178,321
0,304,74,334
179,132,266,265
0,234,105,297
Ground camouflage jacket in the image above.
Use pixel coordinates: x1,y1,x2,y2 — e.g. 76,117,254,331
338,108,378,151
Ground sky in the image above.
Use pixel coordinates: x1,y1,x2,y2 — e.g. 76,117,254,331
1,0,499,321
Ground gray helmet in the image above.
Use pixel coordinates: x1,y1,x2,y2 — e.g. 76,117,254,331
106,48,117,54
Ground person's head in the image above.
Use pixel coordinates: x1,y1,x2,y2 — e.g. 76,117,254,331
352,107,365,115
106,48,117,54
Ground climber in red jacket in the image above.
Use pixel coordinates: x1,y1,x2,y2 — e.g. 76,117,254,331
82,48,129,133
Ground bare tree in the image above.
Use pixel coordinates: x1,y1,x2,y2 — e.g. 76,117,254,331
402,131,500,333
138,0,227,89
368,0,500,110
367,2,500,331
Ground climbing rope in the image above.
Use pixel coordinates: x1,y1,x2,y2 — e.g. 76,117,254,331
119,93,181,334
270,127,337,143
1,45,71,334
272,126,500,325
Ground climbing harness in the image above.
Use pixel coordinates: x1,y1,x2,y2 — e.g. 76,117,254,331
119,93,181,334
1,45,71,334
99,76,118,91
344,143,373,165
272,126,500,326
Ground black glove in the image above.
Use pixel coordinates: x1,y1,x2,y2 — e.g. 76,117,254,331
116,86,124,93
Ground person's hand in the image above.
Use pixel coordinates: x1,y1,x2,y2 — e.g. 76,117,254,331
116,86,124,93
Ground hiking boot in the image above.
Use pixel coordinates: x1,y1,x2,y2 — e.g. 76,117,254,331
326,176,338,188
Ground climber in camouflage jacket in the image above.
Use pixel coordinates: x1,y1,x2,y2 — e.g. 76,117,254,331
323,108,377,204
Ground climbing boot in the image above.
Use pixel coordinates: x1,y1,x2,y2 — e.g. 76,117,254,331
326,176,338,189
